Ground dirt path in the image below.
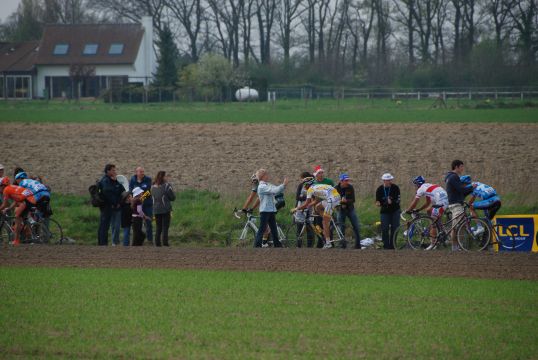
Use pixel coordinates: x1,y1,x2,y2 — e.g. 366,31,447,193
1,123,537,197
1,246,537,280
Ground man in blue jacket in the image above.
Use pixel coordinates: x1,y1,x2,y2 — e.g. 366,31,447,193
129,166,153,245
98,164,124,246
445,160,475,250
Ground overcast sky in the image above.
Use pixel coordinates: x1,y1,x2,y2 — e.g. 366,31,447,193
0,0,21,22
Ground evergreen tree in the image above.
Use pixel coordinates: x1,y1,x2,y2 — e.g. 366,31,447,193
154,25,179,87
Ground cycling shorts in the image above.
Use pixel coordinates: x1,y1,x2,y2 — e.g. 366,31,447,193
473,195,501,210
321,196,341,217
427,205,446,219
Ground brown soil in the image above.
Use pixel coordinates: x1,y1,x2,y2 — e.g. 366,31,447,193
1,123,537,197
1,246,537,280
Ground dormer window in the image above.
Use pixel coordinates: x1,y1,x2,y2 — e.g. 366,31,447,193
53,43,69,55
108,43,124,55
83,43,98,55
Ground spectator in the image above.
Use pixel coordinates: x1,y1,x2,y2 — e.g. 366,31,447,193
445,160,475,251
294,171,315,248
120,191,132,246
375,173,401,249
312,165,334,247
335,173,362,249
129,167,153,245
131,187,150,246
152,171,176,247
254,169,288,248
97,164,124,246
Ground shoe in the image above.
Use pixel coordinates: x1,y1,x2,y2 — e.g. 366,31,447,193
11,239,20,246
323,242,332,249
112,243,117,247
472,226,485,236
425,243,436,251
261,242,269,248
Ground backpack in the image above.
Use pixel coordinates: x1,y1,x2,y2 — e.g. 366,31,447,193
275,193,286,211
89,180,105,207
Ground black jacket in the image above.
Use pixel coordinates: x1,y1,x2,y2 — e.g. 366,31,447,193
335,183,356,210
99,175,124,209
375,184,401,214
444,172,473,205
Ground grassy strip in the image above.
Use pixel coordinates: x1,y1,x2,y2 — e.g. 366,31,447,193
0,267,536,358
1,99,537,123
50,191,538,245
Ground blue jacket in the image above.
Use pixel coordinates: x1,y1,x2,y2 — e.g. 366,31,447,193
99,175,124,210
129,175,153,208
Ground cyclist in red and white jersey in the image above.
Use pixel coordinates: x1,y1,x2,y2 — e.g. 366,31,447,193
404,176,448,250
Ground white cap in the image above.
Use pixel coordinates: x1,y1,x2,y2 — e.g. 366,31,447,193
132,187,144,197
381,173,394,181
0,164,4,170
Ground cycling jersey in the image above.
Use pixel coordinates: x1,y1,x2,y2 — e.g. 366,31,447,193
415,183,448,207
19,179,50,202
306,184,340,200
3,185,36,204
471,182,497,200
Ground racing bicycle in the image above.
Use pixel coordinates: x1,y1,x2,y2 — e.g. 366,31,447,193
286,209,348,248
226,208,288,247
0,207,65,245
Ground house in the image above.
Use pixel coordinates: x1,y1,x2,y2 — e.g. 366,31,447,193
0,41,39,99
1,16,155,100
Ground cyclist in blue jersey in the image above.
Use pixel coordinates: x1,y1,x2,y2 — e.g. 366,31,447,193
460,175,501,220
14,172,52,216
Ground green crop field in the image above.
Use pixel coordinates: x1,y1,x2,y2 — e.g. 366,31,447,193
1,267,536,359
0,98,537,123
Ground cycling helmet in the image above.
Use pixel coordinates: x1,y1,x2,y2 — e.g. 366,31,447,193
302,177,315,187
15,172,28,180
460,175,472,184
412,176,425,186
0,177,9,186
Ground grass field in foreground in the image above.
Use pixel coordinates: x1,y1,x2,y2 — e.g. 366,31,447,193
0,267,536,359
1,98,537,123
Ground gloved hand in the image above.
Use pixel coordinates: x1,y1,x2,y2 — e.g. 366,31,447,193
290,207,297,214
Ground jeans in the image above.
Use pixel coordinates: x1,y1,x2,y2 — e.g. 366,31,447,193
98,207,121,246
122,227,130,246
381,210,400,249
155,212,171,246
337,208,361,248
255,212,281,248
132,217,145,246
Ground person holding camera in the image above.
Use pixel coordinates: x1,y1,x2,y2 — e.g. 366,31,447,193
375,173,401,249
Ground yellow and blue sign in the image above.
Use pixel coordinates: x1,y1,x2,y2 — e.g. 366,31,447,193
493,215,538,252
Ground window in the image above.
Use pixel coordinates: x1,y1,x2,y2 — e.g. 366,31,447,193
108,43,124,55
83,43,98,55
53,43,69,55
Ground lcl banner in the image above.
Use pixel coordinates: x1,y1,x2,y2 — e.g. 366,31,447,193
493,215,538,252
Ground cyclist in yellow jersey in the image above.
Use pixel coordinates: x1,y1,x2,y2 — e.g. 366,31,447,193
292,177,341,248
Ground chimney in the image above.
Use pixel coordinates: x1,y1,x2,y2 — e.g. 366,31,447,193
141,16,155,85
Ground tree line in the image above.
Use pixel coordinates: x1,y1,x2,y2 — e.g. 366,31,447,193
1,0,537,90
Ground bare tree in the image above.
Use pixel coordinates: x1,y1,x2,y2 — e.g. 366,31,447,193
508,0,537,66
276,0,305,75
93,0,166,33
256,0,278,64
165,0,205,61
208,0,244,67
391,0,416,67
487,0,515,48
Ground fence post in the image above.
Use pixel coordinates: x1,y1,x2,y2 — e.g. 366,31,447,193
418,91,421,100
443,91,446,102
521,92,524,101
468,91,471,100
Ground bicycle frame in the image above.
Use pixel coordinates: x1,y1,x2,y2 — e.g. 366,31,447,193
232,209,287,245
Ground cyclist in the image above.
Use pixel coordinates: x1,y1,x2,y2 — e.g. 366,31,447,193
460,175,501,234
292,178,341,249
14,172,51,217
404,176,449,250
0,180,39,246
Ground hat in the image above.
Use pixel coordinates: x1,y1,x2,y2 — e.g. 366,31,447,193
339,173,351,182
313,165,324,176
132,187,144,197
0,164,4,170
381,173,394,181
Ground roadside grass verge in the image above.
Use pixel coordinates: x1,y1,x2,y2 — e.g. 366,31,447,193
1,99,537,123
49,191,538,245
0,267,536,359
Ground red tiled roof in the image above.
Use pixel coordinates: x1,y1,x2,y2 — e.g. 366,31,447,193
0,41,39,72
35,23,144,65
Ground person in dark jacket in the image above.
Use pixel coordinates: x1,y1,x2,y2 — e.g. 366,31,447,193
445,160,475,251
335,173,362,249
129,167,153,245
375,173,401,249
151,171,176,247
98,164,124,246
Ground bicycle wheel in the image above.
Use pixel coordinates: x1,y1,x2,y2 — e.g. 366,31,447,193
45,219,64,244
392,225,410,250
406,216,436,250
282,223,298,248
226,224,256,247
456,218,491,251
0,222,14,244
